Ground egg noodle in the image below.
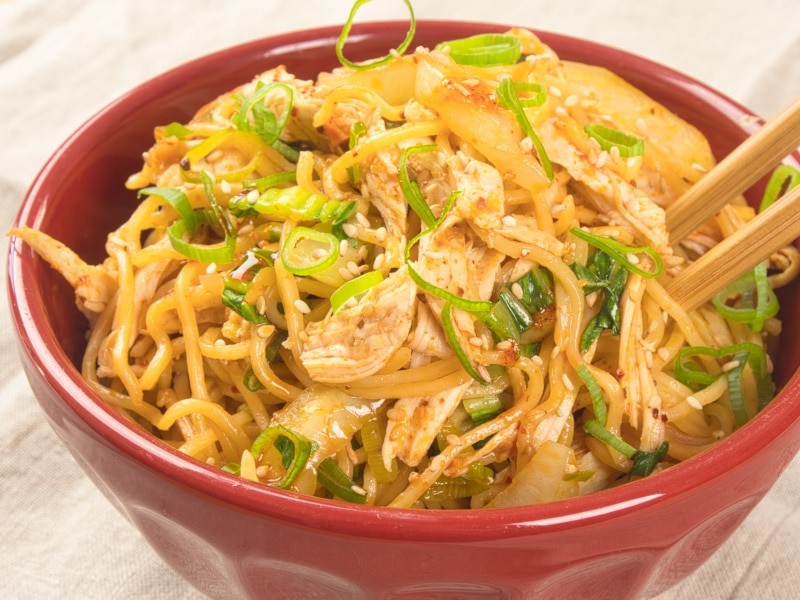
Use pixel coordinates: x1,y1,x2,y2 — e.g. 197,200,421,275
13,13,800,508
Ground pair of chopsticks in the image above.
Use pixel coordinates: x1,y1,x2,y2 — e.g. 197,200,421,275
663,95,800,311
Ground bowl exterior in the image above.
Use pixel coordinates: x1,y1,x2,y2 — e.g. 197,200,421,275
8,21,800,600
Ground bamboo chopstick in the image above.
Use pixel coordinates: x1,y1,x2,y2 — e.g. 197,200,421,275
665,95,800,243
665,186,800,311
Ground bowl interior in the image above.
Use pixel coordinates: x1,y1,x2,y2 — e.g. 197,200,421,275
9,21,800,535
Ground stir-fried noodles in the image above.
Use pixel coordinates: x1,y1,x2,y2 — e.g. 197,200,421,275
13,23,800,509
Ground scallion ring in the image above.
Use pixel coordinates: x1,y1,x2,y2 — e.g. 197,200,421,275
711,266,778,333
399,144,437,227
442,302,488,383
168,210,236,264
280,226,339,276
569,228,663,278
584,123,644,158
513,82,547,107
317,458,367,504
583,419,636,458
496,77,553,179
330,271,384,313
347,121,368,188
336,0,416,70
249,425,313,489
576,364,608,426
436,33,521,67
138,186,196,236
759,164,800,212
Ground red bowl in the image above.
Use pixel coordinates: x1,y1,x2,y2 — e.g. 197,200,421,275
8,21,800,600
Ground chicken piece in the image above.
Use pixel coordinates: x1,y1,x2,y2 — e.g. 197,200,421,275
447,153,506,230
10,226,117,318
539,118,672,258
299,266,417,383
318,97,378,148
383,381,472,468
407,301,451,358
363,122,408,269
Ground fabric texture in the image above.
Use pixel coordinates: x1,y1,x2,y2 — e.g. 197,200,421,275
1,1,798,598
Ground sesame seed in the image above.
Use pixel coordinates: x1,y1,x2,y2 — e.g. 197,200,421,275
214,339,226,347
373,254,386,270
599,114,613,122
220,179,232,194
345,297,358,309
375,227,387,242
548,85,563,98
347,261,361,276
356,212,370,227
551,345,561,359
564,94,579,107
206,457,216,466
635,118,648,133
351,484,367,496
519,136,534,152
339,239,349,255
585,291,598,307
626,253,640,265
256,466,269,478
502,215,517,227
691,162,708,173
205,262,217,274
293,299,311,314
555,106,568,117
257,325,272,339
686,396,703,410
721,360,740,372
713,430,725,440
511,283,523,299
312,247,328,259
551,203,566,215
530,355,544,367
657,348,671,362
561,373,575,391
469,336,483,347
609,146,621,161
520,248,530,257
342,223,358,238
595,151,609,168
359,264,369,273
478,365,492,381
387,407,406,421
246,189,259,202
645,350,654,369
497,340,513,351
339,267,354,281
408,471,419,482
445,434,461,446
627,157,638,169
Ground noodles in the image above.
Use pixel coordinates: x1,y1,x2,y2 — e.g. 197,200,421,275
13,21,799,511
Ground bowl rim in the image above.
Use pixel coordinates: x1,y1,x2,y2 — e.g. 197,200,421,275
8,19,800,543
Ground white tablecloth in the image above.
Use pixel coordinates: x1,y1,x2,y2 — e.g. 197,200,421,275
2,1,799,598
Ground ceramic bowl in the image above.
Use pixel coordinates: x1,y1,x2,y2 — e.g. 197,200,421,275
8,21,800,600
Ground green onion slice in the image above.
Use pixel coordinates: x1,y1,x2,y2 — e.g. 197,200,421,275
629,441,669,478
404,191,493,314
280,226,339,276
362,416,398,483
336,0,416,70
576,364,608,426
436,33,521,67
221,462,241,475
242,367,263,392
347,121,368,188
249,424,313,489
513,82,547,107
673,342,773,423
563,470,594,483
584,123,644,158
583,419,636,458
317,458,367,504
162,122,193,139
221,277,268,324
759,164,800,212
229,185,356,224
168,210,236,264
711,265,778,333
496,77,554,179
399,144,437,227
138,186,196,236
442,302,488,383
330,271,384,313
462,394,503,423
243,170,297,190
570,228,663,278
422,475,488,501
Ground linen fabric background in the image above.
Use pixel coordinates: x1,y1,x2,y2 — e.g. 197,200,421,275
2,0,799,598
